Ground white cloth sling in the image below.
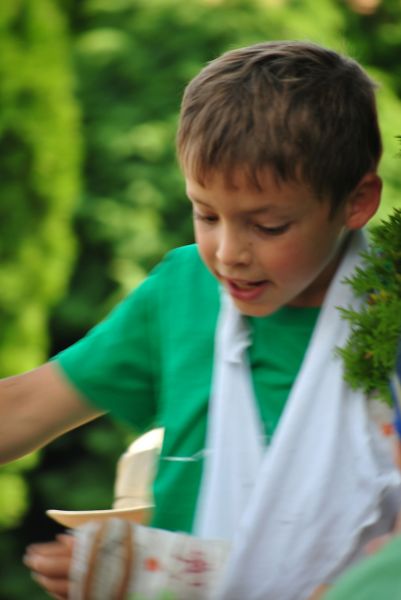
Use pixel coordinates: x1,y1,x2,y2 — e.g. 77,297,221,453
194,230,401,600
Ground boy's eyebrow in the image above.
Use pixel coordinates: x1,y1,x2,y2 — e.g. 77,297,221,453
187,196,211,207
188,195,283,216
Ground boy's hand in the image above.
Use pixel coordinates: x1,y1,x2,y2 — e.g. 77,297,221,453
23,533,74,600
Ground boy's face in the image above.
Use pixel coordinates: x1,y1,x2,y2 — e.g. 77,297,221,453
186,168,351,317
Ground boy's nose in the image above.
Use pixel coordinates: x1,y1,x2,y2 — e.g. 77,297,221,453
216,230,251,266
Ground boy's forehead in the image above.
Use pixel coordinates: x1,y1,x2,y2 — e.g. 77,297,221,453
185,166,319,203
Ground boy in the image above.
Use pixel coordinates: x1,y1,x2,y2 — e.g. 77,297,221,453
2,41,400,599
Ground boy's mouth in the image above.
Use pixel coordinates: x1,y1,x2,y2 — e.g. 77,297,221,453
229,279,267,290
223,277,270,301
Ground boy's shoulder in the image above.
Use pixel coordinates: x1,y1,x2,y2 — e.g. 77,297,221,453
162,243,203,267
153,243,211,281
123,244,216,311
150,244,219,314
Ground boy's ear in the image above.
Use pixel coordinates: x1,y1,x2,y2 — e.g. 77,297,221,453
344,172,382,230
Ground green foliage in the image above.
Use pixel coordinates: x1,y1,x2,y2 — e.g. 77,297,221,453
338,209,401,404
0,453,39,528
0,0,81,374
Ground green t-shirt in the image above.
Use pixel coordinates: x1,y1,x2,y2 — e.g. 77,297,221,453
56,244,319,533
324,534,401,600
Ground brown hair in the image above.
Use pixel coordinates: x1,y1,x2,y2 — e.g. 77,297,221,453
177,41,382,211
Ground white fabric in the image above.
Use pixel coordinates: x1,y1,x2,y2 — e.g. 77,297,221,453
194,292,265,539
195,230,401,600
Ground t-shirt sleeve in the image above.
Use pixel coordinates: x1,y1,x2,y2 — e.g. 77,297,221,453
54,271,160,430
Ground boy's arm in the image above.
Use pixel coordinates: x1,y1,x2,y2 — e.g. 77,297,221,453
0,361,104,464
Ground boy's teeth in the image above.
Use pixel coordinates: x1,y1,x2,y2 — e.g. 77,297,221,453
235,281,261,289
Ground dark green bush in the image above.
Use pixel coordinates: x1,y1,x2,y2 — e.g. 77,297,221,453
338,209,401,404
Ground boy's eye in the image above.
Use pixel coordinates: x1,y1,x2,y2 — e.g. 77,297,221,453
193,211,218,224
255,223,290,236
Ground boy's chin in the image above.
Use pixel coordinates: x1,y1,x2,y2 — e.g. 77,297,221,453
232,299,281,318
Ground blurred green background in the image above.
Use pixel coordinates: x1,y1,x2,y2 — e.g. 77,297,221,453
1,0,401,597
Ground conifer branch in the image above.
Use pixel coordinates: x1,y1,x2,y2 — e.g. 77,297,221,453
337,208,401,404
